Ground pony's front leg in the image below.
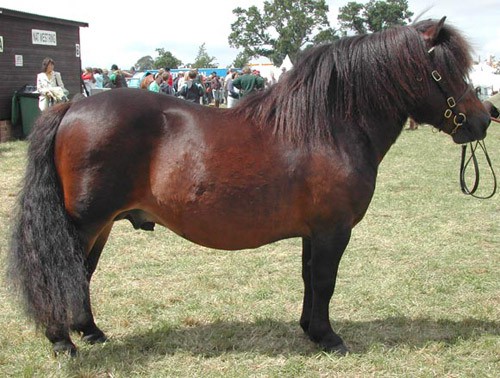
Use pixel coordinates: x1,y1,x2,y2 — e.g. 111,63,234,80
300,237,312,333
306,226,351,354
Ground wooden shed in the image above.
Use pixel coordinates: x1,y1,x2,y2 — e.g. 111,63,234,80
0,7,87,140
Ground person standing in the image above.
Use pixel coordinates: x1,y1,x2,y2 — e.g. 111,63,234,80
209,71,222,107
140,72,154,90
36,57,67,111
110,64,128,88
224,68,234,104
267,71,277,88
164,68,173,87
232,66,264,98
160,72,174,95
279,67,287,81
81,67,95,96
102,69,113,88
226,71,240,108
148,73,163,93
93,68,104,89
177,70,205,103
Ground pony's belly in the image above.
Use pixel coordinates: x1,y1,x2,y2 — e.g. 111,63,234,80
174,227,300,251
156,209,306,251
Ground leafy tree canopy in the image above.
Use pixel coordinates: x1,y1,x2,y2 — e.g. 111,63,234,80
232,50,258,69
154,48,183,69
134,56,154,71
338,0,413,35
229,0,337,66
142,1,412,70
192,43,218,68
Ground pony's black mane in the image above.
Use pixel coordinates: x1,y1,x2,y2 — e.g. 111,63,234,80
233,19,473,145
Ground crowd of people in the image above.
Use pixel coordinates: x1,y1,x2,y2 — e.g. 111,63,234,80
37,56,289,111
35,56,500,130
80,64,130,95
79,64,287,108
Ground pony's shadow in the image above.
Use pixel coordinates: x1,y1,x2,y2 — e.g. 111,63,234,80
70,316,498,369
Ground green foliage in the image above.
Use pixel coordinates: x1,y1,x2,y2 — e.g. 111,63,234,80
338,1,367,34
229,0,336,66
192,43,217,68
338,0,413,35
135,55,155,71
232,50,256,69
313,28,340,45
154,48,183,69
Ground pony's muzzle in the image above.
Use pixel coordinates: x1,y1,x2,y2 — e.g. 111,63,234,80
452,111,490,144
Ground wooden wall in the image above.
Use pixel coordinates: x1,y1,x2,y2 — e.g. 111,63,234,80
0,8,87,122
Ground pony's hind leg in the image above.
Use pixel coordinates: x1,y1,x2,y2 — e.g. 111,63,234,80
45,325,77,356
70,223,113,344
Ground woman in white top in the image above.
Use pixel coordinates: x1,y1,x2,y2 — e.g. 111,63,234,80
36,57,67,111
226,72,240,109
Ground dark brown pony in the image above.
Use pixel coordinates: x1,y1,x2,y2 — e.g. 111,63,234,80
8,18,491,356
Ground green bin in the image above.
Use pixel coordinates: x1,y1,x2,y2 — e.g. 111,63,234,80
18,92,41,137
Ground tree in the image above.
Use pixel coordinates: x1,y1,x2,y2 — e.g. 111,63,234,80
228,0,336,66
192,43,217,68
154,48,183,69
337,2,367,35
338,0,413,35
135,56,155,71
232,50,257,68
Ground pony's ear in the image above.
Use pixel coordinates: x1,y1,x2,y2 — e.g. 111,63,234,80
422,16,446,46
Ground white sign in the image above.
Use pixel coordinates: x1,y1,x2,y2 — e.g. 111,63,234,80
32,29,57,46
0,36,3,52
75,43,80,58
15,55,23,67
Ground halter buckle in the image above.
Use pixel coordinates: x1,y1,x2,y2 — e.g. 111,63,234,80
447,97,456,108
444,109,453,119
431,70,442,82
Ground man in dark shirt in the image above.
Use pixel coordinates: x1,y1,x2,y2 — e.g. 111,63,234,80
232,67,264,98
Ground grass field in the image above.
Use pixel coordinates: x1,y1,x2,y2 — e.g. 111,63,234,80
0,125,499,377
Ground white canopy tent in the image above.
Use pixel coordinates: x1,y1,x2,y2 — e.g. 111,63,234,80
470,64,500,99
279,55,293,71
248,55,294,83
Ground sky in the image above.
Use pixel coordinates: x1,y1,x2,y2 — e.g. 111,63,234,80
2,0,499,69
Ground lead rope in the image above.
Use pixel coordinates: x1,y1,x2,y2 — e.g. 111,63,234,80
459,137,497,199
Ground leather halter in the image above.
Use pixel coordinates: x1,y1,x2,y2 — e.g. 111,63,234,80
429,68,470,134
428,48,496,199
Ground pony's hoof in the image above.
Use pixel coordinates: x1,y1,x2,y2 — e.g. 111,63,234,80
52,341,77,357
82,331,108,344
321,342,349,356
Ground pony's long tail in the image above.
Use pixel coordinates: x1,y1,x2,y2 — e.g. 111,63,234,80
7,102,88,331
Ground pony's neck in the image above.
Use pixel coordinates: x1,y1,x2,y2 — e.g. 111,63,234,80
333,114,407,166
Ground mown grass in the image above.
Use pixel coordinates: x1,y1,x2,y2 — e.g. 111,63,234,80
0,125,499,377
